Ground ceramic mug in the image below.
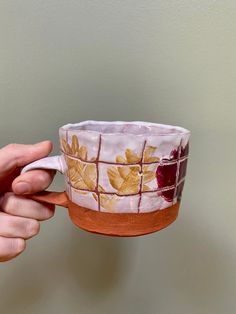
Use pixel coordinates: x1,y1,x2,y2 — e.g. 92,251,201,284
22,121,190,236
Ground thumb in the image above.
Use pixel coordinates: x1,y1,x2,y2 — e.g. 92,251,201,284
0,141,53,178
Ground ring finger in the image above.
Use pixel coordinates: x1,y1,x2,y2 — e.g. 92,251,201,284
0,212,40,239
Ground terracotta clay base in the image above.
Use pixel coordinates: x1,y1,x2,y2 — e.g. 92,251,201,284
68,200,180,237
28,191,180,237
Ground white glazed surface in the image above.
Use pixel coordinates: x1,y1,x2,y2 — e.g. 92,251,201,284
59,121,190,213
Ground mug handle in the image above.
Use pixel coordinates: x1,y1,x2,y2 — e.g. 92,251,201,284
21,156,69,208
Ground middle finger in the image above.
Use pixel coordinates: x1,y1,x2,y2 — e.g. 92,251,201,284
1,192,55,221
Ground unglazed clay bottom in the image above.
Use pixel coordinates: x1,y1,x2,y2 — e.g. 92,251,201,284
22,121,190,237
29,191,180,236
68,201,180,236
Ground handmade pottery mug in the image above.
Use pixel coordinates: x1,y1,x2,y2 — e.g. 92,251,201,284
22,120,190,237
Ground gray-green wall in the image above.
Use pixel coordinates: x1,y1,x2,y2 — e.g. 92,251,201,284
0,1,235,314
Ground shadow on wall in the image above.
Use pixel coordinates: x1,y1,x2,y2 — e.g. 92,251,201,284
0,205,233,313
0,225,135,312
63,227,135,298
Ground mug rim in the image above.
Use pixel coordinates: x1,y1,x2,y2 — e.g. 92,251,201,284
60,120,190,137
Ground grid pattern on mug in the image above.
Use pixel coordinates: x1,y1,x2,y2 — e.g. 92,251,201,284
62,132,189,212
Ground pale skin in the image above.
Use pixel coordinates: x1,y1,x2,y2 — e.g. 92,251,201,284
0,141,55,262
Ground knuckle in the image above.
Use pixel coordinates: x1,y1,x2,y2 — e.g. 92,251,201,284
6,143,18,150
42,207,55,220
38,171,50,186
28,171,49,191
13,238,26,254
26,219,40,237
24,170,54,192
0,238,26,260
2,193,18,214
3,215,15,228
5,144,22,165
0,215,21,237
28,203,55,221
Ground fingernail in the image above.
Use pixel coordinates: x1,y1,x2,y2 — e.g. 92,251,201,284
14,182,30,194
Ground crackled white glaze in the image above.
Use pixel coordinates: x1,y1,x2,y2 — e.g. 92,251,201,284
59,121,190,213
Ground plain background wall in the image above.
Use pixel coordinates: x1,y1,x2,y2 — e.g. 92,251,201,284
0,1,236,313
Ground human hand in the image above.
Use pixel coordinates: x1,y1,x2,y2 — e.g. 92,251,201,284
0,141,55,262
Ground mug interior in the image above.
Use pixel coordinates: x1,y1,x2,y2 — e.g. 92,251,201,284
61,120,190,136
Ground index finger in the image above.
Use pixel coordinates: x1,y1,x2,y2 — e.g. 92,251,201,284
0,141,52,178
12,169,56,195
